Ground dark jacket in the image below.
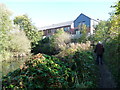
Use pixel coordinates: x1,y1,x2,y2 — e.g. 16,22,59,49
94,43,104,55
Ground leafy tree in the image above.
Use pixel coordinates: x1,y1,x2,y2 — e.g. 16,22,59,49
107,2,120,87
0,4,31,61
9,29,31,54
93,20,111,43
112,1,120,15
0,3,13,60
13,15,42,46
78,24,87,43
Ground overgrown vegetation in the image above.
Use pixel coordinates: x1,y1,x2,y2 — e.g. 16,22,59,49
0,4,42,61
32,29,71,55
2,50,98,89
0,3,13,61
104,3,120,87
9,29,31,56
13,14,43,47
1,1,119,89
88,1,120,88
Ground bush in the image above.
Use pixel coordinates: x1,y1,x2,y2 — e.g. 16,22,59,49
50,29,71,52
1,28,31,61
62,50,98,88
2,50,98,89
56,41,91,58
31,37,57,55
0,4,32,61
9,30,31,54
32,29,71,55
2,53,71,88
104,35,120,88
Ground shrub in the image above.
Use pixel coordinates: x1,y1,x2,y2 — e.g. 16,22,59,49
104,36,120,88
31,37,57,55
56,41,91,58
2,51,98,89
32,29,71,55
2,53,72,88
13,14,43,46
9,30,31,54
76,51,98,88
50,29,71,51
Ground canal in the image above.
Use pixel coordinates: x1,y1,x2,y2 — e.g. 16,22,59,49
1,57,28,77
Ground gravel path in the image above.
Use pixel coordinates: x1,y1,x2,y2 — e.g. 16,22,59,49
98,63,117,88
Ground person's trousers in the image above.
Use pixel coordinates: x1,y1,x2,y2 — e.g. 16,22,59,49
96,54,103,64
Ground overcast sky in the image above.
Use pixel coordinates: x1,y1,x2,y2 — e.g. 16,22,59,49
1,0,116,27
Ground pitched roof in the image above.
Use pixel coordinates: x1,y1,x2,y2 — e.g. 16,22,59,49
74,13,99,22
39,20,73,30
74,13,91,22
38,13,99,31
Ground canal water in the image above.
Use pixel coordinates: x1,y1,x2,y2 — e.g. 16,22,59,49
1,57,28,77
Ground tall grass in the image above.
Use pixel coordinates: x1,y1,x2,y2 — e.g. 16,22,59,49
56,41,91,58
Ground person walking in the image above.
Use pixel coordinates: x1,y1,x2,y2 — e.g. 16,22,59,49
94,41,104,65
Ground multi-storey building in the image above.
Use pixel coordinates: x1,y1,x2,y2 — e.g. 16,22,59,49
39,13,99,37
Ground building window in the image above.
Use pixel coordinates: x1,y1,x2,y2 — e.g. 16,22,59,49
68,27,70,30
82,21,85,24
64,27,67,31
48,29,51,33
64,27,70,31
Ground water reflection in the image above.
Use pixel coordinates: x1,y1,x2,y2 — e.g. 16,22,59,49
2,57,28,77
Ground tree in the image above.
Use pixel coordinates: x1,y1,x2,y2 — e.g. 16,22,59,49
0,3,13,60
109,1,120,40
112,1,120,15
13,15,42,46
78,24,87,43
109,1,120,87
93,20,111,43
0,4,31,61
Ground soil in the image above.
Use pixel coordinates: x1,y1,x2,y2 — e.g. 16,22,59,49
98,62,117,88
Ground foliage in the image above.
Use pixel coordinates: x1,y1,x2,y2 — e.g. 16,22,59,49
13,14,43,47
32,28,71,55
89,1,120,88
0,4,13,61
72,51,98,88
2,53,71,88
50,28,71,51
106,2,120,87
88,20,111,44
31,37,57,55
110,15,120,38
2,50,98,89
9,29,31,54
56,41,91,58
0,4,31,61
103,2,120,87
104,36,120,88
112,1,120,15
78,24,88,43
